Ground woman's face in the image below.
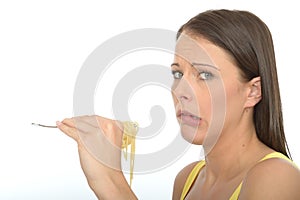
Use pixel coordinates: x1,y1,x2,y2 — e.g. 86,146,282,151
172,33,248,146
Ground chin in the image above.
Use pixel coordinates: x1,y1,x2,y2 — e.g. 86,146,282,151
180,124,205,145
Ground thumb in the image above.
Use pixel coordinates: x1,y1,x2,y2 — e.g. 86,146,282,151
56,121,80,142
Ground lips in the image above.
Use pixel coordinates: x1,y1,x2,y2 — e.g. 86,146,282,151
177,110,201,127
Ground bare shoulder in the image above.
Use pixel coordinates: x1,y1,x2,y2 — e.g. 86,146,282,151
172,161,200,200
239,157,300,199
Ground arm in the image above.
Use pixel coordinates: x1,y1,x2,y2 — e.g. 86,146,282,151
57,115,138,200
239,158,300,200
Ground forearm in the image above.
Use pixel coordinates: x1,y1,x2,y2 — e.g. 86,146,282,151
57,117,138,199
89,171,138,200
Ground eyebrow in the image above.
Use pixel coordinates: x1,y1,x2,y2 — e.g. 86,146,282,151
171,62,220,71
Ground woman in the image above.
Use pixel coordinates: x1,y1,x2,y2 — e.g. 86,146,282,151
57,9,300,199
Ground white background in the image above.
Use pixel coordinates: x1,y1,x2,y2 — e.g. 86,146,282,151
0,0,299,199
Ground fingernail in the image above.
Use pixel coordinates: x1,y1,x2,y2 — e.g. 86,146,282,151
56,121,62,126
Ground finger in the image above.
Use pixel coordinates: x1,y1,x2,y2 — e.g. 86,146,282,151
67,117,107,151
73,118,101,135
75,116,121,146
66,116,100,133
56,121,79,141
61,115,97,128
96,117,123,138
59,116,104,145
61,118,76,128
75,115,100,129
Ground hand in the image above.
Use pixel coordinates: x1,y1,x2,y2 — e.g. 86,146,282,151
56,115,137,200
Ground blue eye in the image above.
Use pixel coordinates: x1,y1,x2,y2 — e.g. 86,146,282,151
172,71,183,79
199,71,213,80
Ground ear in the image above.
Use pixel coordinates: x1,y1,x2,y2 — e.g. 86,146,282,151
244,77,261,108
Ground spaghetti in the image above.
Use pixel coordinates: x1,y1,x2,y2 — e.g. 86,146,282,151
121,121,139,187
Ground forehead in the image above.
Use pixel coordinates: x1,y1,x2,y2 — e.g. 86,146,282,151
175,33,238,74
175,34,215,66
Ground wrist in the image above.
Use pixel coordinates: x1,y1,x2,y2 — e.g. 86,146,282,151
88,170,137,200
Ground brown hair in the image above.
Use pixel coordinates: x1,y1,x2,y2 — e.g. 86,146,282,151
177,9,290,158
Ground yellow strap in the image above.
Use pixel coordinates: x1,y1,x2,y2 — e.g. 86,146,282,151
229,182,243,200
181,152,296,200
180,160,205,200
259,152,290,162
229,152,295,200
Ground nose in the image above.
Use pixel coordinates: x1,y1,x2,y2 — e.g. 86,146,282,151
172,77,193,103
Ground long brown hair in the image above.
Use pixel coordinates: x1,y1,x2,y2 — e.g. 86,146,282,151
177,9,291,158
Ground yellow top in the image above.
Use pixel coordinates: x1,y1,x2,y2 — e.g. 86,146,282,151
180,152,295,200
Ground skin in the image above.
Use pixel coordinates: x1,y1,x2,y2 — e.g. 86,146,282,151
57,34,300,199
171,34,300,199
56,117,138,200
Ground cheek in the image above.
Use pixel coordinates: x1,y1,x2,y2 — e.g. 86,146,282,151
197,81,224,123
200,81,226,143
196,91,212,119
171,80,182,108
228,83,244,106
224,81,245,123
194,81,212,111
186,85,213,144
171,90,180,111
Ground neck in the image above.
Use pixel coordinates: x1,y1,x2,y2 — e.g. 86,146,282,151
202,117,270,182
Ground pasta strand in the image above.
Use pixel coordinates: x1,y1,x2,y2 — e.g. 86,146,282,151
121,121,139,187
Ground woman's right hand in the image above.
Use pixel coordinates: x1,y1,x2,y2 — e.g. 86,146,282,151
56,115,137,200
